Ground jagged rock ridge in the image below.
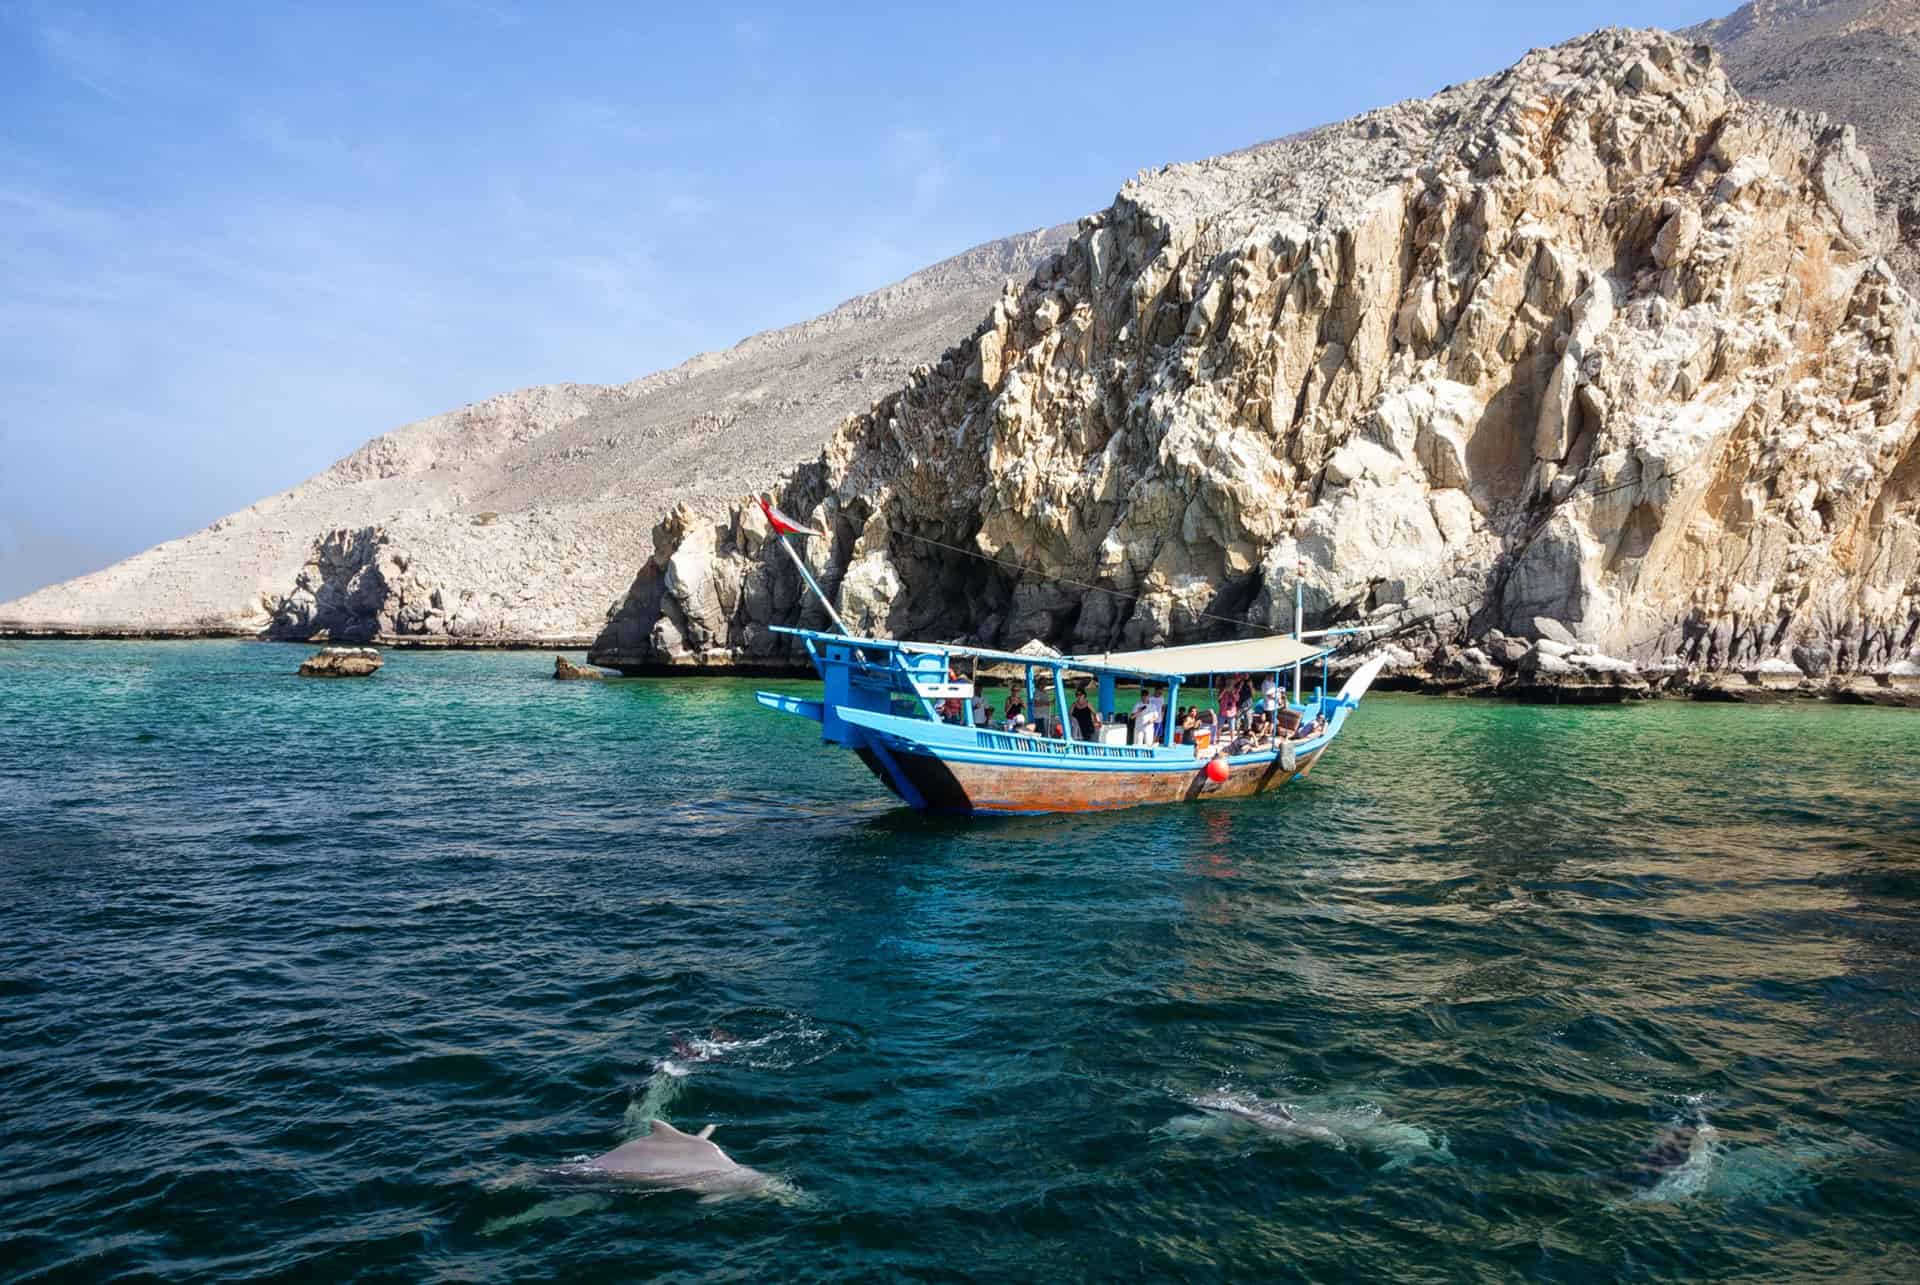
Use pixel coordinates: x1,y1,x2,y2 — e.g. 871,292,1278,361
589,28,1920,694
1689,0,1920,288
0,227,1071,641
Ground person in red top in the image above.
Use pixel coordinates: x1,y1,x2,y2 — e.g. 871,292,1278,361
1218,676,1240,731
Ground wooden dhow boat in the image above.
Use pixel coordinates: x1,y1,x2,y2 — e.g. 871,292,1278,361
751,499,1387,817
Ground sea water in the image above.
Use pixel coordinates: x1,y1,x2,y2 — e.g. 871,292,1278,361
1,640,1916,1280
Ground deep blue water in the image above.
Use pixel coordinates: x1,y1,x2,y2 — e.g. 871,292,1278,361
2,640,1918,1281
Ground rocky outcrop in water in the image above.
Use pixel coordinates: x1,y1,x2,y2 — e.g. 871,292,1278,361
553,655,609,680
589,28,1920,697
298,646,382,678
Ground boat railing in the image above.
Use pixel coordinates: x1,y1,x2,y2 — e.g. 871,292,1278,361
972,729,1164,760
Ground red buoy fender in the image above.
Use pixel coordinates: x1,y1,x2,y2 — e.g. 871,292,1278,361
1204,756,1230,783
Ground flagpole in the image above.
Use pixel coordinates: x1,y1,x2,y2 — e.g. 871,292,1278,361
775,532,851,636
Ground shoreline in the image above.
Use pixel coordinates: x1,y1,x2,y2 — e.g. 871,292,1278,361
6,630,1915,708
0,627,598,651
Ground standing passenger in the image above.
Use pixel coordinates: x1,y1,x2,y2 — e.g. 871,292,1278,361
1218,677,1239,731
1070,690,1096,741
1135,687,1164,746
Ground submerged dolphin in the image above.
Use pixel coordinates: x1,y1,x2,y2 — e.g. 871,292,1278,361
1167,1090,1452,1168
1183,1092,1348,1149
557,1120,775,1199
1616,1122,1711,1194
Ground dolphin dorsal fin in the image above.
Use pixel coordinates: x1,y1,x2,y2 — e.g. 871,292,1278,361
697,1124,716,1139
649,1119,690,1139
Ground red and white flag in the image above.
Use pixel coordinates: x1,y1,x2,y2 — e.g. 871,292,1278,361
757,493,826,538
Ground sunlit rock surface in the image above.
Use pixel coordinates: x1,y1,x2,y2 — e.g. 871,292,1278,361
591,28,1920,694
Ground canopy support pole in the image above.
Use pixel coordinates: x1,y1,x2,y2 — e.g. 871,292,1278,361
1294,566,1305,703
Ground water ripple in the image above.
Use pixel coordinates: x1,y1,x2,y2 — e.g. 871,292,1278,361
1,643,1917,1280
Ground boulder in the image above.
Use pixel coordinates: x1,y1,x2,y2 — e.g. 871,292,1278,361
554,655,610,680
298,646,382,678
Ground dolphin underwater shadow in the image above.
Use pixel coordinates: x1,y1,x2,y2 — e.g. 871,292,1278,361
1610,1102,1880,1206
1163,1090,1453,1170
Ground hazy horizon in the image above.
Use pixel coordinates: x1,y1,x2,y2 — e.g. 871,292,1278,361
1,0,1727,602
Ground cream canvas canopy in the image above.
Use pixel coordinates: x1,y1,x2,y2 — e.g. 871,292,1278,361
1071,634,1328,678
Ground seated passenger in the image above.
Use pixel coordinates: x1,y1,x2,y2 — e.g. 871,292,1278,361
1176,708,1199,742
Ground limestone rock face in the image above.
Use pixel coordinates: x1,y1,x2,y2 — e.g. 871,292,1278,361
591,28,1920,686
297,646,382,677
1691,0,1920,289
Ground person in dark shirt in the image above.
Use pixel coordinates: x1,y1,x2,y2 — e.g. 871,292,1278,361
1069,689,1097,740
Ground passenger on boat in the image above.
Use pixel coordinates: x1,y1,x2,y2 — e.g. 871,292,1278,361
940,696,963,724
1176,708,1200,742
1005,693,1026,729
1232,675,1255,730
1132,689,1164,745
1217,680,1239,731
971,692,991,726
1245,712,1275,749
1258,676,1281,716
1069,690,1096,740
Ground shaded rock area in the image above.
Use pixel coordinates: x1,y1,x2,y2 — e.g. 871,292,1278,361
554,655,610,680
1345,634,1920,705
590,29,1920,703
298,647,382,678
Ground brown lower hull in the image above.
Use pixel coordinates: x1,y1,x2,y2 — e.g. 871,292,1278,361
856,746,1325,815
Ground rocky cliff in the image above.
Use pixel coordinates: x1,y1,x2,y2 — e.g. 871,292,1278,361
1690,0,1920,288
589,28,1920,698
0,228,1070,642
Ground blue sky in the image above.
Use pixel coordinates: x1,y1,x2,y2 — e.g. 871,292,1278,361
0,0,1729,599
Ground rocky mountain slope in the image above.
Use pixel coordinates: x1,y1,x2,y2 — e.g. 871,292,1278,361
1689,0,1920,286
588,28,1920,698
0,227,1069,641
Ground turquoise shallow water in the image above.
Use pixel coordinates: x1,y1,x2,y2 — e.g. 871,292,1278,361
2,640,1918,1281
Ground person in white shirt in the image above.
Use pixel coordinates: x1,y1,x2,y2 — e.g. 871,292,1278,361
1134,688,1164,745
1258,676,1281,716
971,693,991,726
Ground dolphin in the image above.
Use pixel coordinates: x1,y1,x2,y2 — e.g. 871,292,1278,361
1183,1091,1348,1149
556,1120,775,1199
670,1027,742,1064
1167,1090,1453,1168
1618,1123,1704,1190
